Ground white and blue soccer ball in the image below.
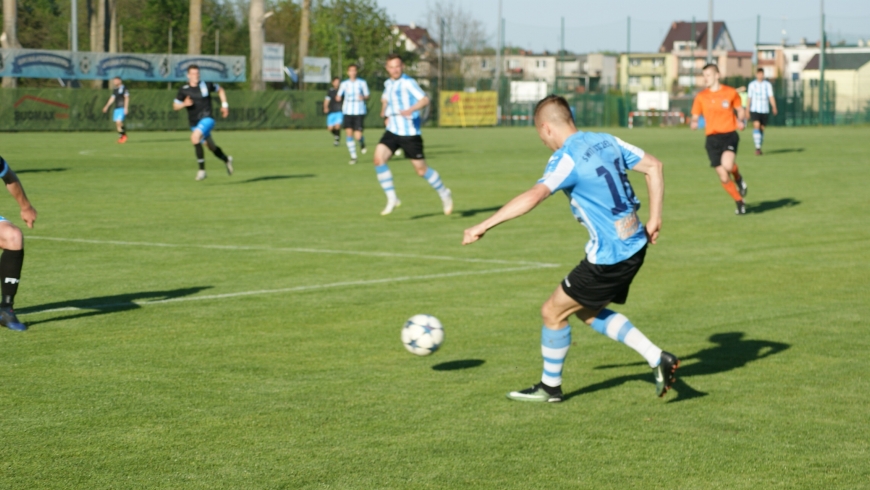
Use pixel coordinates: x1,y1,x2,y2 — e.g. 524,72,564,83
402,314,444,356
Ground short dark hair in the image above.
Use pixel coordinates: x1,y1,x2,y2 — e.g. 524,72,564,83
702,63,719,73
187,64,200,72
113,76,122,81
332,76,341,82
534,95,574,124
348,63,359,70
756,68,764,74
386,53,403,63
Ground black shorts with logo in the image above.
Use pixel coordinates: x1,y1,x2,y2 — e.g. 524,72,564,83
704,131,739,167
749,111,769,126
379,131,425,160
342,114,365,131
560,245,647,310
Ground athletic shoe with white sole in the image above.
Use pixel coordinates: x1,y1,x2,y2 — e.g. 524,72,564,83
735,200,747,215
380,199,401,216
349,158,357,165
506,382,562,403
736,177,747,197
441,188,453,215
0,306,27,331
654,351,680,397
225,156,234,176
195,170,207,181
361,147,368,154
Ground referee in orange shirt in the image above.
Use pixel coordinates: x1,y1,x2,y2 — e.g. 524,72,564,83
691,64,748,215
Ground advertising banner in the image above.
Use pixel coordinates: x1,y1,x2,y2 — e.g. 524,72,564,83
0,49,246,82
302,57,331,83
262,44,285,82
0,88,383,131
439,91,498,127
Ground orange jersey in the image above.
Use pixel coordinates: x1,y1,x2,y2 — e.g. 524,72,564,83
692,85,742,135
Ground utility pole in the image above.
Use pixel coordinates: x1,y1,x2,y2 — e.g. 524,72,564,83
71,0,78,52
439,17,445,93
494,0,501,98
690,17,695,91
707,0,713,65
298,0,310,90
754,15,760,66
167,26,173,90
625,16,630,92
819,0,826,124
215,29,219,55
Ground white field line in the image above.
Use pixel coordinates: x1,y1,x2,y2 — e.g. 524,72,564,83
19,265,557,316
28,236,559,268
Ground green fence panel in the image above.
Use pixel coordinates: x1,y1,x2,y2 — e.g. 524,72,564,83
1,88,384,131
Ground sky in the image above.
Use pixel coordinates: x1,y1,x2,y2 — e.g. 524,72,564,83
376,0,870,53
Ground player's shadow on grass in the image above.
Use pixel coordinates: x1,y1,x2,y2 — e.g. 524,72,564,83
563,332,789,403
17,286,212,327
746,198,800,214
432,359,485,371
16,168,68,174
410,206,502,220
764,148,805,155
229,174,316,184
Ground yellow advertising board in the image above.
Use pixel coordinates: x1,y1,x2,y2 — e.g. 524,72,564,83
439,91,498,127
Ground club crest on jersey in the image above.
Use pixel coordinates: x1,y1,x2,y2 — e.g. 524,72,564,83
721,100,729,108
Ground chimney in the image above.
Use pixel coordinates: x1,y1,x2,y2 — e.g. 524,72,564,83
410,22,416,29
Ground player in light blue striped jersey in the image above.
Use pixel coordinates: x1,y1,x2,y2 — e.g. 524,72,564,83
373,54,452,216
747,68,778,155
336,65,370,164
463,95,678,402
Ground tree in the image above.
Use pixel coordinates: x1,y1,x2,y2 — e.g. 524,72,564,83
188,0,201,54
421,1,489,55
248,0,265,90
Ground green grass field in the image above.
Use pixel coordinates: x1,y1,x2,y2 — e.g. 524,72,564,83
0,125,868,489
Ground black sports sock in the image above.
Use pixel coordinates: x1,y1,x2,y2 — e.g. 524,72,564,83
212,146,229,163
195,144,205,170
360,136,366,149
0,249,24,307
331,128,340,137
121,125,126,136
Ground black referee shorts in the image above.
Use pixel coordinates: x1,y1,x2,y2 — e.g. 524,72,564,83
379,131,425,160
704,131,739,167
560,245,647,311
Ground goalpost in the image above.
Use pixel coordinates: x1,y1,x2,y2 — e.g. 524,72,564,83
627,111,685,129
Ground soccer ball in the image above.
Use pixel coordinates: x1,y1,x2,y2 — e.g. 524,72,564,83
401,314,444,356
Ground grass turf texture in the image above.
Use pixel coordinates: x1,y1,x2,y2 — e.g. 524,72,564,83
0,126,867,489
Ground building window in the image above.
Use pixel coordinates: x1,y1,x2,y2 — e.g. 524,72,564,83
536,60,547,68
680,58,694,69
481,59,489,69
629,58,641,67
759,50,776,60
652,76,662,87
792,54,799,62
628,76,640,85
652,58,663,67
792,72,799,81
738,57,743,67
678,75,694,86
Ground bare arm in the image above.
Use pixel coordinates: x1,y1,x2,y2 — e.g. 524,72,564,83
218,87,229,118
631,153,663,244
463,184,551,245
172,98,189,111
124,94,129,114
102,95,115,113
380,98,387,118
400,96,430,118
769,95,778,115
323,98,329,114
4,170,36,228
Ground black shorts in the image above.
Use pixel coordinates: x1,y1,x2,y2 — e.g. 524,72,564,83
342,114,365,131
749,112,769,126
560,245,647,310
379,131,425,160
704,132,739,167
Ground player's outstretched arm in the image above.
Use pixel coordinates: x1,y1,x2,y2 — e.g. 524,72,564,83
3,170,36,229
218,87,229,118
102,95,115,113
462,183,550,245
631,154,663,245
400,96,429,118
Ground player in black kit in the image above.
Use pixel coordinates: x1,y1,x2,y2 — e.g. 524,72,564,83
0,155,37,332
172,65,234,181
101,77,129,143
324,77,343,146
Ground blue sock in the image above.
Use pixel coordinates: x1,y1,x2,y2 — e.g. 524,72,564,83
423,168,447,196
375,164,397,201
753,129,762,149
541,325,571,387
346,136,357,158
591,309,662,367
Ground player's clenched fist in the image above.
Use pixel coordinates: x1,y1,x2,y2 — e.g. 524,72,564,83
462,224,487,245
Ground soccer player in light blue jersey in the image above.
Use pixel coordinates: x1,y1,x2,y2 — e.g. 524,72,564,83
463,95,679,402
747,68,778,155
373,54,452,216
336,64,370,164
101,77,129,143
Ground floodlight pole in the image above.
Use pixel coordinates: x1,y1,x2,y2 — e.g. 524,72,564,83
494,0,502,102
71,0,78,52
819,0,825,124
690,17,695,90
707,0,713,65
